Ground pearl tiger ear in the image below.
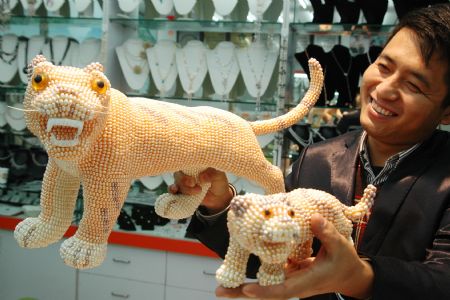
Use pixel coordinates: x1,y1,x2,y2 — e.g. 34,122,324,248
84,62,104,73
27,55,49,80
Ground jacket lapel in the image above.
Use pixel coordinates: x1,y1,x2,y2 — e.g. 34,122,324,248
330,132,361,206
359,132,444,254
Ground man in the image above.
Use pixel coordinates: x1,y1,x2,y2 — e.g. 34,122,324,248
170,4,450,299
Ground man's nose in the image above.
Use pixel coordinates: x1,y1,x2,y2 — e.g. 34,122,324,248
375,75,400,101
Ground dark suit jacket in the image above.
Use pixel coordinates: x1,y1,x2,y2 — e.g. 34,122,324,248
187,129,450,300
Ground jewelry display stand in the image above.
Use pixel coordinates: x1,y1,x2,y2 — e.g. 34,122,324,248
0,34,19,84
237,40,278,108
117,0,141,18
48,36,78,67
43,0,65,16
17,35,48,84
116,38,151,91
72,0,101,17
76,37,101,67
247,0,272,20
5,103,26,132
146,39,178,98
176,40,208,100
20,0,43,16
173,0,196,18
0,102,7,128
206,41,239,100
150,0,174,18
2,0,19,14
211,0,237,19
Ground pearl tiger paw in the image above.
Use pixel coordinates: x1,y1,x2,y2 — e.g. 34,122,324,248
60,236,107,269
216,265,245,288
14,217,66,248
155,193,202,220
257,269,285,286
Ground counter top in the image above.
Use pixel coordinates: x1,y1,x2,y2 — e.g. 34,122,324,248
0,215,218,258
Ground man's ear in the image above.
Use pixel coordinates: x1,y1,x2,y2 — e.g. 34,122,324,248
440,105,450,125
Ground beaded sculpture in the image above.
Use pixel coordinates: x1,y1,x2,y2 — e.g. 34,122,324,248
13,55,323,269
216,184,377,287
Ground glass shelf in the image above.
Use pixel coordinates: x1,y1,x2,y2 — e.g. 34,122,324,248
3,16,103,27
290,23,394,36
111,18,282,34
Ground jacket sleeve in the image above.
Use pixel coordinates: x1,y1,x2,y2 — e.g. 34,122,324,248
366,202,450,299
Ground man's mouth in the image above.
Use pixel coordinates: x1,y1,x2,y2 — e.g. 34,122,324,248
370,98,396,117
46,118,84,147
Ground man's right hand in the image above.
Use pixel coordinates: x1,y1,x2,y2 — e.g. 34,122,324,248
168,168,234,215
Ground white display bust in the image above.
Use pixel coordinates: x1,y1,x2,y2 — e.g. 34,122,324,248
176,40,208,99
0,34,19,84
146,39,178,98
247,0,272,20
2,0,19,12
211,0,237,17
150,0,174,17
173,0,196,17
20,0,43,16
236,40,278,102
76,38,101,67
18,35,49,84
5,103,27,132
117,0,141,18
43,0,65,16
72,0,94,17
116,38,151,91
206,41,239,100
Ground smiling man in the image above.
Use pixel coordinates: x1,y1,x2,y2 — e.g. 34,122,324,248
172,3,450,300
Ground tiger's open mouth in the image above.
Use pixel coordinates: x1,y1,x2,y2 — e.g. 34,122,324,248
46,118,84,147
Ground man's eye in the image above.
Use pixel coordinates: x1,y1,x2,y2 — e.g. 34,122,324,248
406,81,423,94
377,63,389,73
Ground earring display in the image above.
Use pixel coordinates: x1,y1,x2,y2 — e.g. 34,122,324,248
237,40,278,106
0,34,19,84
150,0,174,17
206,41,240,100
147,39,178,97
116,38,151,91
176,40,208,100
173,0,196,17
211,0,237,18
17,35,48,84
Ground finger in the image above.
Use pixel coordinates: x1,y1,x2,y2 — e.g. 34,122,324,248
199,167,220,184
216,286,248,298
310,213,342,249
168,184,178,194
242,283,289,299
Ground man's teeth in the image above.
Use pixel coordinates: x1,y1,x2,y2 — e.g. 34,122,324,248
371,100,394,116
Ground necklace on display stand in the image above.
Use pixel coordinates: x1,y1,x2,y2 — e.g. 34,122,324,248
150,0,174,18
72,0,92,17
330,48,353,106
43,0,65,16
20,0,43,16
116,38,151,92
146,40,178,98
0,0,19,18
0,34,19,84
211,0,237,19
49,36,76,66
237,40,278,110
176,40,207,101
173,0,196,18
206,41,239,101
18,35,47,84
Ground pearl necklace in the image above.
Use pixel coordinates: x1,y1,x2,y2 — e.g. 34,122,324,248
180,45,204,100
211,45,237,98
245,46,270,106
150,43,176,96
123,41,150,75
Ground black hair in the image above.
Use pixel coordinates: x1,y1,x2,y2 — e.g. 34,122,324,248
387,3,450,107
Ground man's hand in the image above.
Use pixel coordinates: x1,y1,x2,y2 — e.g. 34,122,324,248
168,168,234,214
216,214,374,299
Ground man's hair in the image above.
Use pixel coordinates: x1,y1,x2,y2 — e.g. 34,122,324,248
387,3,450,107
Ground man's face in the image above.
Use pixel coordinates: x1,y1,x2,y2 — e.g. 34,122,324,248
360,28,450,147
